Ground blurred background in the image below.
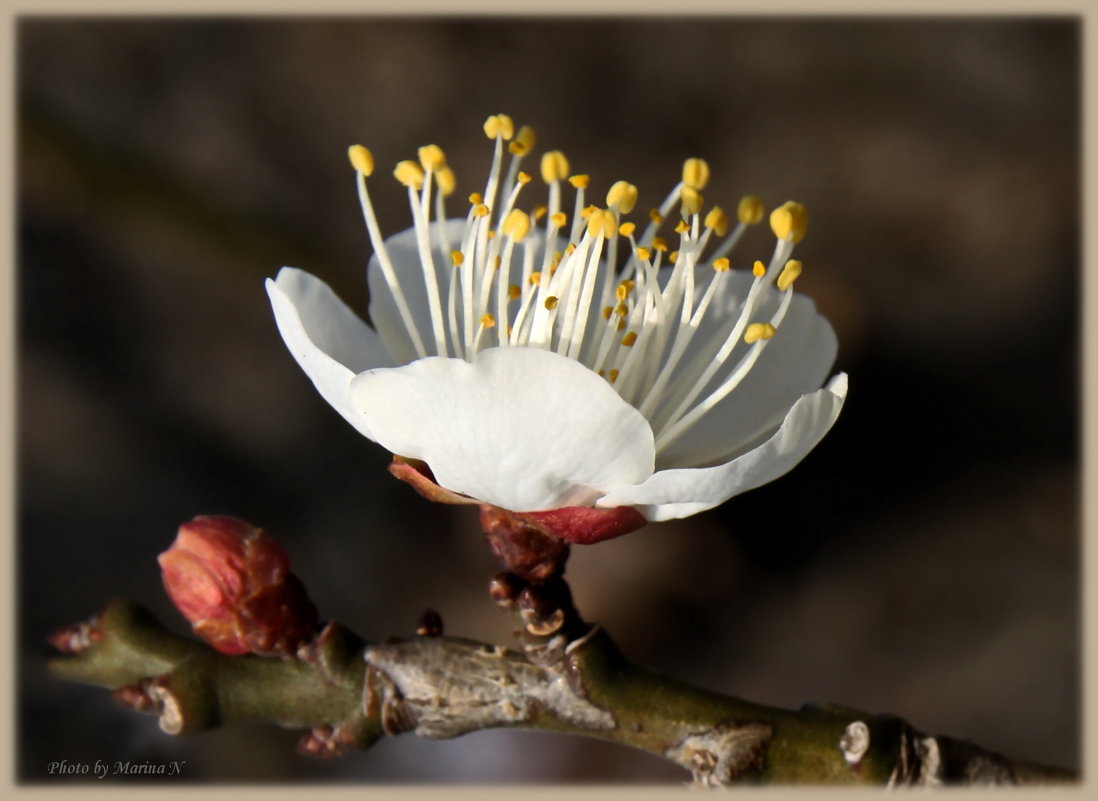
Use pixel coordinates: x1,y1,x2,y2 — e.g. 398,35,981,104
18,17,1079,783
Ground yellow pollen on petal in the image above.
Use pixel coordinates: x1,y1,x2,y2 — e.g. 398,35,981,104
682,157,710,190
516,171,532,184
493,255,501,269
621,332,638,347
450,250,464,267
744,322,777,344
608,369,620,383
674,220,690,234
777,259,803,291
705,206,729,237
601,306,613,320
680,186,703,216
770,201,808,243
634,247,651,261
544,296,559,310
752,260,767,278
619,221,636,237
550,211,568,228
502,209,532,242
474,203,490,218
649,208,663,224
469,192,484,205
487,230,496,240
606,181,638,214
417,144,446,171
533,204,548,220
712,257,731,272
436,166,456,196
569,174,590,189
483,114,514,140
541,150,570,183
508,284,521,301
652,237,668,252
480,313,496,328
508,125,536,155
616,319,627,331
394,160,425,190
347,144,374,176
738,195,765,225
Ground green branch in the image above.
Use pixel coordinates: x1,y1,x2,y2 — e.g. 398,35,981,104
49,597,1074,785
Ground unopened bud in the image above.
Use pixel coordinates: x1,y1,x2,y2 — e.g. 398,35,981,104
158,515,319,656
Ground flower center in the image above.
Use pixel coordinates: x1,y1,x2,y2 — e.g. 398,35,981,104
348,114,810,458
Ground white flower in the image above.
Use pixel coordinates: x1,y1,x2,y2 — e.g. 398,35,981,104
267,115,847,542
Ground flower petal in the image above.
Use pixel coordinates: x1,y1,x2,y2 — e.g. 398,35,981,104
349,347,656,512
656,275,838,469
599,373,848,521
267,267,394,438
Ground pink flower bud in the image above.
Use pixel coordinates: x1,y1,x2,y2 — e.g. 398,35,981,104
158,515,318,656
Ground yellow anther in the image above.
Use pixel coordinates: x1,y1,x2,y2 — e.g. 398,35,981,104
608,369,620,383
704,206,729,237
544,296,559,311
649,208,663,224
541,150,570,183
508,284,521,301
614,303,629,316
606,181,638,214
586,209,617,239
669,251,679,264
480,313,496,328
680,186,703,216
752,260,767,278
615,281,634,301
474,203,490,218
450,250,465,267
580,205,596,219
394,160,425,190
516,171,532,184
483,114,515,140
737,195,765,225
569,174,590,189
564,243,576,256
417,144,446,172
550,211,568,228
776,259,803,292
621,332,638,347
502,209,532,242
769,201,808,243
682,157,710,190
619,221,636,237
634,247,651,262
469,192,484,205
598,369,606,377
744,322,777,344
508,125,536,155
601,306,613,320
487,230,496,240
529,272,541,285
616,319,627,331
652,237,669,252
493,256,501,269
674,220,690,235
712,257,731,273
347,144,374,176
436,166,456,196
533,204,548,220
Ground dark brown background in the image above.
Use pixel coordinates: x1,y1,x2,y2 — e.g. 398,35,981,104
18,17,1079,782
